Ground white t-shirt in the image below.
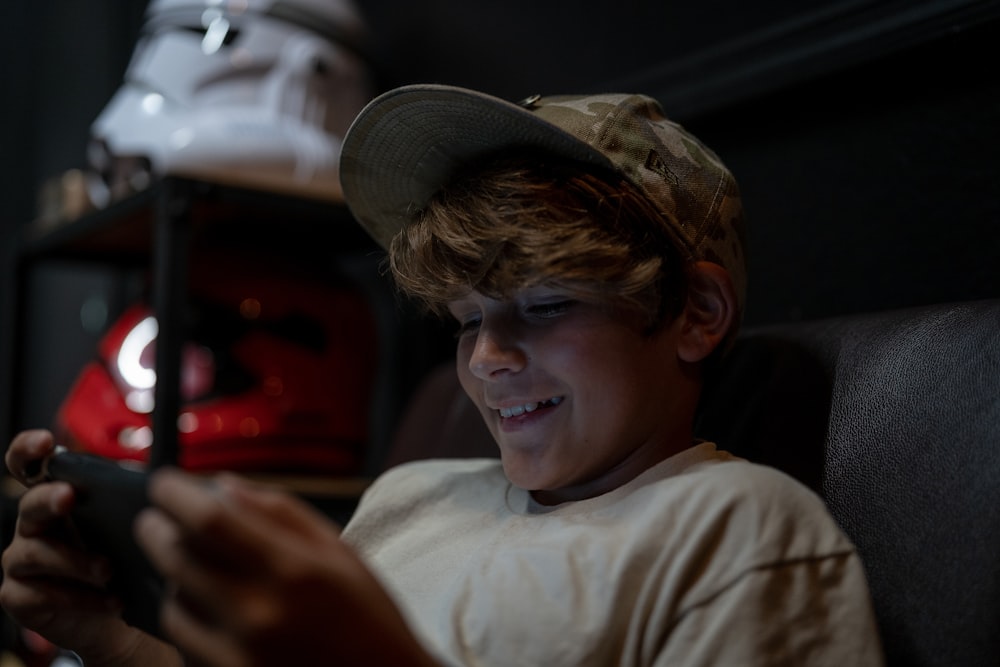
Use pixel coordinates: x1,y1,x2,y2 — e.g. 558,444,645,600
342,442,884,666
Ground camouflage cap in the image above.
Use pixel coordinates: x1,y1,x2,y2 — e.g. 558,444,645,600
340,83,747,314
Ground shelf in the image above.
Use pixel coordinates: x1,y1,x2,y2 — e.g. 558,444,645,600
18,176,375,265
5,176,382,475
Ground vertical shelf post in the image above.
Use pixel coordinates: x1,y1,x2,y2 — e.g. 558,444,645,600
149,178,193,469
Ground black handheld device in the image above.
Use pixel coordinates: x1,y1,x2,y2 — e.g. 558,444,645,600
34,448,164,637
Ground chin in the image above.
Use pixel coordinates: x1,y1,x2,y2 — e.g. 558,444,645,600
499,453,563,493
499,454,541,489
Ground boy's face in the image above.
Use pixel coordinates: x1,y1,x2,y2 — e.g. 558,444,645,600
447,285,698,504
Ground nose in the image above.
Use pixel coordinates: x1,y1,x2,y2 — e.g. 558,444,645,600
467,326,527,380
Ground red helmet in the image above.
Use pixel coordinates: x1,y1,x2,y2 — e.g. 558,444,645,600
55,253,377,475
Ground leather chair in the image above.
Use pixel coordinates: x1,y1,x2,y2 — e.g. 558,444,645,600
386,299,1000,667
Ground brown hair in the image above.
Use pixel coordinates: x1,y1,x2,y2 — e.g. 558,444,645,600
388,153,692,333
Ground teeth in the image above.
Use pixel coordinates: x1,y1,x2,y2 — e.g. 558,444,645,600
499,396,562,419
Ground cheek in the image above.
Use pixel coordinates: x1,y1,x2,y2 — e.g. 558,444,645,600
545,328,637,381
557,334,665,411
454,349,486,410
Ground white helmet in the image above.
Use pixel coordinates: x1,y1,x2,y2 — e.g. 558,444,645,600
88,0,373,206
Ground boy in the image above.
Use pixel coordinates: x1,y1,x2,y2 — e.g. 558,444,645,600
0,84,883,665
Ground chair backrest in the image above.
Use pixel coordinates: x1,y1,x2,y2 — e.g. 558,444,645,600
698,298,1000,667
385,299,1000,667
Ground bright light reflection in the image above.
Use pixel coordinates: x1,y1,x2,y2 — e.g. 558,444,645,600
118,316,158,390
119,426,153,451
178,412,199,433
201,11,230,55
169,127,194,150
125,390,155,414
141,93,164,115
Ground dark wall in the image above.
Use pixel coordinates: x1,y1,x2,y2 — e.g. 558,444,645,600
689,24,1000,323
0,3,145,228
1,0,998,446
354,0,1000,324
0,3,148,445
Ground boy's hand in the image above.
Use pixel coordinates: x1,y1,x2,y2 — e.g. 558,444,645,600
0,429,174,666
137,469,438,666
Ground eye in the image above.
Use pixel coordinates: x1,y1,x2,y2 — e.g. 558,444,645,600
453,315,482,339
526,300,577,319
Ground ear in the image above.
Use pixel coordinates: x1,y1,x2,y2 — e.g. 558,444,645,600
676,261,737,364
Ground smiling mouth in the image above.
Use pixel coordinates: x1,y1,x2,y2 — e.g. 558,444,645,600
498,397,564,419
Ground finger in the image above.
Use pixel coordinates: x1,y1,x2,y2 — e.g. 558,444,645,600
145,469,226,534
15,482,75,534
151,475,353,592
134,506,252,623
2,527,112,588
0,568,121,620
2,490,119,616
8,484,119,590
137,481,343,638
5,430,56,486
145,471,284,570
133,506,234,584
213,474,341,543
5,490,111,591
151,470,322,537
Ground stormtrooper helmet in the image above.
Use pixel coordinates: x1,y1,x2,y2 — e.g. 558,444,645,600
88,0,374,206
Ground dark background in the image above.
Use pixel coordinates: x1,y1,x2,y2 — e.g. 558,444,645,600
1,0,998,465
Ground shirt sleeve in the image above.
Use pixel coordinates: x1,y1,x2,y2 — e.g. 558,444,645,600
651,551,885,667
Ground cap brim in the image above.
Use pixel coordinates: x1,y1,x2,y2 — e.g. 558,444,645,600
339,84,613,249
